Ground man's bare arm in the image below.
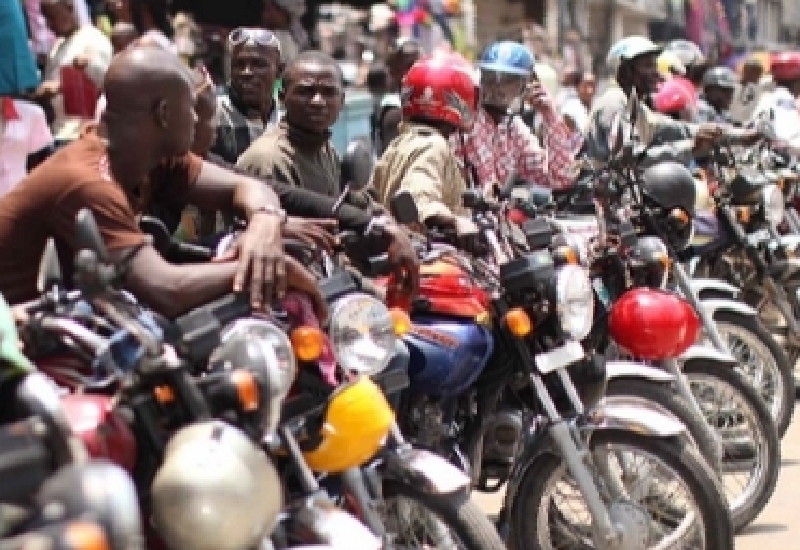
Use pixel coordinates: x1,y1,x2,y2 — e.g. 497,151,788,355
188,161,281,218
121,244,238,319
381,108,402,150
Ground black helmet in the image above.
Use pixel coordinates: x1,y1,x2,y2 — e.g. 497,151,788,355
641,161,696,215
703,66,738,90
641,162,696,250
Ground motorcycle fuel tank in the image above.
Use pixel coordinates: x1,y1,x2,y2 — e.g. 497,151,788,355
60,394,137,473
402,316,494,398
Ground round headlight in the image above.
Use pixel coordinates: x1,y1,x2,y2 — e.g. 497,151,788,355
555,265,595,341
763,184,784,227
215,319,297,434
329,294,395,376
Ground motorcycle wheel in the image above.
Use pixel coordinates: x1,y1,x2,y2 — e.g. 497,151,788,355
605,378,722,473
683,359,780,532
381,482,506,550
508,430,733,550
711,310,794,439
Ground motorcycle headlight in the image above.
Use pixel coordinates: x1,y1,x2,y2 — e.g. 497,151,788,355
215,319,297,433
330,294,395,376
555,265,595,341
763,184,784,226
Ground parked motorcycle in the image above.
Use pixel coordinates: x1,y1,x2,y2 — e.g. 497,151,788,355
385,188,733,549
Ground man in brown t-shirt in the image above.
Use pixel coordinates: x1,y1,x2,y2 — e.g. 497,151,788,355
0,44,322,318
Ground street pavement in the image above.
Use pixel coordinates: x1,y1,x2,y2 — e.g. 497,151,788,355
473,402,800,549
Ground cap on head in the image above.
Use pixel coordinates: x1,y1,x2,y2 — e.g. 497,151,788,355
663,39,706,68
607,36,662,76
770,51,800,82
702,66,738,89
479,41,535,77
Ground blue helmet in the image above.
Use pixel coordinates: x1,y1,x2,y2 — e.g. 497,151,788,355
479,41,534,77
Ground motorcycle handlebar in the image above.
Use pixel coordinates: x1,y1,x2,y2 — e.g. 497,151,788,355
0,520,110,550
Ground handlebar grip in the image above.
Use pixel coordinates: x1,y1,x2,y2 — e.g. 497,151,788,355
174,242,214,262
0,419,54,503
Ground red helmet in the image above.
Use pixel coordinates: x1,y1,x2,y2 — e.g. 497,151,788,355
608,288,700,360
770,52,800,82
401,54,478,131
653,76,697,115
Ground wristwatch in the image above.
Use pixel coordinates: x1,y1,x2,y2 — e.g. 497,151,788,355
253,205,288,225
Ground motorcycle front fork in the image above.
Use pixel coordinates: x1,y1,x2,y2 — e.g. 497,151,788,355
672,262,730,353
529,371,623,549
661,358,724,467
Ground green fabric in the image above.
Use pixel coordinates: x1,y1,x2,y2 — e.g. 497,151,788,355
0,294,33,378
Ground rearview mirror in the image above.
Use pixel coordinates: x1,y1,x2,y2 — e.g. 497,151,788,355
75,209,108,262
340,137,374,192
139,216,172,256
390,191,420,225
37,238,63,293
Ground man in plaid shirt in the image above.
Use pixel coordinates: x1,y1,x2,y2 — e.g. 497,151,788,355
451,41,580,192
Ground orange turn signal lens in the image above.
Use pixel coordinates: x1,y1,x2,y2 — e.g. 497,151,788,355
734,206,751,224
65,521,110,550
154,385,175,404
290,326,325,362
657,252,673,272
554,246,579,265
389,308,412,336
669,208,690,226
230,370,260,412
504,308,532,337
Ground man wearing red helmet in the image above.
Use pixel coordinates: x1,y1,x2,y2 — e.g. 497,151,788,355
371,54,480,238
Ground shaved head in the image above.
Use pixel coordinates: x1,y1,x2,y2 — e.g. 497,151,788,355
102,45,197,168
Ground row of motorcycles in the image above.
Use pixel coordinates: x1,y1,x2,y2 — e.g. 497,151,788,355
3,91,800,550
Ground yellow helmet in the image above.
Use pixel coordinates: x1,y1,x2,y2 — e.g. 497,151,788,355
303,376,394,473
658,51,686,79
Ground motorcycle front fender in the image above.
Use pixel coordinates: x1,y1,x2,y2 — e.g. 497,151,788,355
504,396,687,512
605,360,673,383
382,447,470,496
688,277,741,299
286,498,381,550
581,396,688,439
768,257,800,285
678,344,738,366
701,298,757,319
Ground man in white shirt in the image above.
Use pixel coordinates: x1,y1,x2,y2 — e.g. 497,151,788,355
0,98,53,197
36,0,112,142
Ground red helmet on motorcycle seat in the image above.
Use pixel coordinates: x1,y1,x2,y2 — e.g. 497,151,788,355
653,77,697,115
401,54,479,131
770,52,800,82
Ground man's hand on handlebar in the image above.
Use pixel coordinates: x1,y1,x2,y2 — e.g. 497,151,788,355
381,220,420,294
223,211,286,310
692,123,725,155
283,217,339,254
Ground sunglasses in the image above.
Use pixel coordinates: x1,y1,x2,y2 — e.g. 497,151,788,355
228,27,281,50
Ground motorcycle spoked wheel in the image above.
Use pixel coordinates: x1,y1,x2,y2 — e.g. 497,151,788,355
710,309,794,439
379,482,506,550
508,430,734,550
604,378,722,474
683,359,780,533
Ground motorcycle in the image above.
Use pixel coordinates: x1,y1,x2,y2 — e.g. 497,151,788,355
385,187,733,549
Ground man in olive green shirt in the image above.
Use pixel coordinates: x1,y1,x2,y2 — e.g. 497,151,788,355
238,51,345,200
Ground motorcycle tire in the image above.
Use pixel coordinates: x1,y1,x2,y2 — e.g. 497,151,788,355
683,359,780,533
605,378,722,474
711,309,794,439
382,482,506,550
508,430,734,550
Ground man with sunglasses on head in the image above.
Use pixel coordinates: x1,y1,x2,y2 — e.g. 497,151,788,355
452,41,578,193
210,27,284,165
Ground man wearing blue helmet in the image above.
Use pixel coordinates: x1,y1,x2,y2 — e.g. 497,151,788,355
452,40,578,191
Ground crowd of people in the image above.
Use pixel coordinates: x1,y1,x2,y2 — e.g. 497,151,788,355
2,0,800,318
